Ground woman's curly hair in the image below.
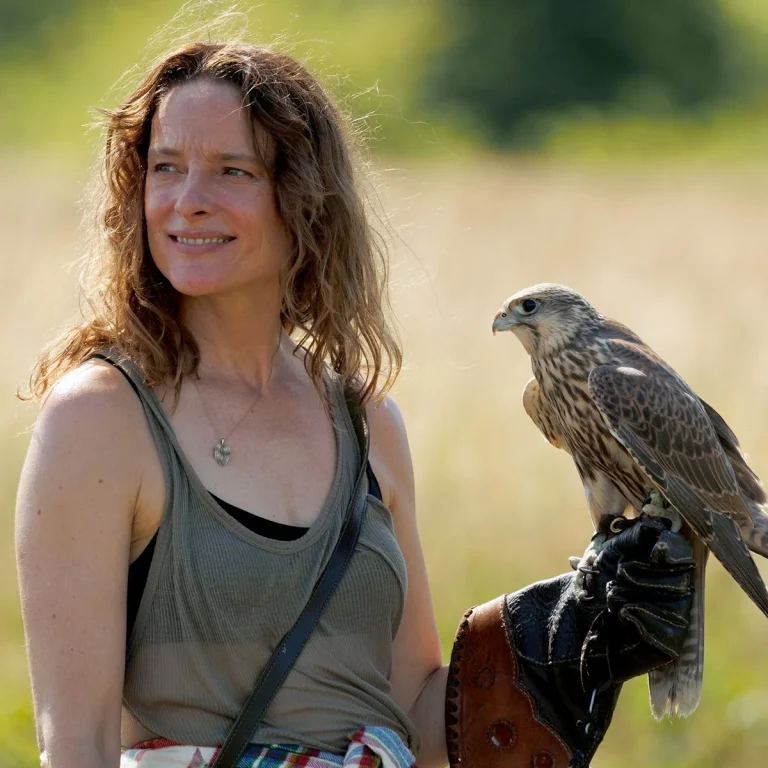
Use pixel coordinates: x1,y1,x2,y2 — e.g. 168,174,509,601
25,41,401,405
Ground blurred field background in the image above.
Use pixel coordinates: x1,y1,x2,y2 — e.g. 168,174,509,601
3,1,768,766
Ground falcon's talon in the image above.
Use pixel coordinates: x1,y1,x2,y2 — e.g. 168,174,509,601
569,556,581,571
642,502,683,533
573,580,589,600
642,489,669,510
573,537,605,596
577,564,600,597
574,562,592,597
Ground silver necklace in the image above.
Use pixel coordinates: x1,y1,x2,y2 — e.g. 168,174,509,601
192,337,281,467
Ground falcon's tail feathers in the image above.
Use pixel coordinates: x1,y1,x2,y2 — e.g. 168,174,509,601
648,541,707,719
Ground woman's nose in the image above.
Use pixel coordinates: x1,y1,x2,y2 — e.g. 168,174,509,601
173,171,214,219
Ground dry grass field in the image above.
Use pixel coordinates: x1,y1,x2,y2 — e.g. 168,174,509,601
2,156,768,767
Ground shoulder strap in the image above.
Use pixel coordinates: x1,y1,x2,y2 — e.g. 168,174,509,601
210,388,370,768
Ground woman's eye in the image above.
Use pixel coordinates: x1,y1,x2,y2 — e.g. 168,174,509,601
224,167,251,178
153,163,176,173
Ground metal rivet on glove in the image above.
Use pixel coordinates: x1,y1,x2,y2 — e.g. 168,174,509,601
486,720,517,750
532,751,555,768
472,665,495,690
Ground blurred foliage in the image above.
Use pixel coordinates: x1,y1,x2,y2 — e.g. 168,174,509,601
0,0,454,157
0,442,37,768
425,0,746,148
542,107,768,163
1,0,768,159
0,0,81,57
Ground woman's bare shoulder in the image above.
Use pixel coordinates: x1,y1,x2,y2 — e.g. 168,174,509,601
41,358,137,411
365,394,414,512
31,359,152,501
365,393,408,447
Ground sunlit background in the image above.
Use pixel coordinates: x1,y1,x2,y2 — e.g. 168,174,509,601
3,1,768,766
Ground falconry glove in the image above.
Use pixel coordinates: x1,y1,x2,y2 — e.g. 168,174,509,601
445,516,695,768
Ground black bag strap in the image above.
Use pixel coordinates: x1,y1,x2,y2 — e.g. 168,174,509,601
210,389,370,768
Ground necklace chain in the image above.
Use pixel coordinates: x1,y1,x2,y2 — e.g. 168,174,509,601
192,335,281,467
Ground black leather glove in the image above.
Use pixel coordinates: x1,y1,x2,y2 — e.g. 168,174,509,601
508,516,695,766
446,516,695,768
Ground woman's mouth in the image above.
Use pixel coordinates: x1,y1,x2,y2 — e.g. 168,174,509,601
171,235,236,245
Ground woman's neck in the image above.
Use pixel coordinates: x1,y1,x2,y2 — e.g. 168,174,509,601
181,291,288,388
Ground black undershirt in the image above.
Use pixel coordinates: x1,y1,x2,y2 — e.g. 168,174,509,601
126,468,382,639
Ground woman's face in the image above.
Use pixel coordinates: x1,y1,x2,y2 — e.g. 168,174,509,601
144,79,290,299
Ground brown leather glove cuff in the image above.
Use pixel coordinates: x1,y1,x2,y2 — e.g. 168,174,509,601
445,596,572,768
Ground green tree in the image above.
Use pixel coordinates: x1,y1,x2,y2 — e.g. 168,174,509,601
426,0,738,147
0,0,83,56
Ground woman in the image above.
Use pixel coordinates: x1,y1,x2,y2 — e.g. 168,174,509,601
16,41,694,768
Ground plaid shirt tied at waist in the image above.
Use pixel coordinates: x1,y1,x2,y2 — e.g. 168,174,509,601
120,726,417,768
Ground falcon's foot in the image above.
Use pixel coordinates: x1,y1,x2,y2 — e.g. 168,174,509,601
642,489,682,533
572,529,609,598
572,515,633,596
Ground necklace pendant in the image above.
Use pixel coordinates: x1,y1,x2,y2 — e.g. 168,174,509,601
213,438,232,467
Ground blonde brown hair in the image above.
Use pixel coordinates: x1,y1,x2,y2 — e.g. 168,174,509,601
25,41,401,405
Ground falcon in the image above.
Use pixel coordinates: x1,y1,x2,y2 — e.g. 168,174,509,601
492,283,768,718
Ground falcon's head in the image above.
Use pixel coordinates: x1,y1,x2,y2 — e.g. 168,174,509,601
492,283,602,356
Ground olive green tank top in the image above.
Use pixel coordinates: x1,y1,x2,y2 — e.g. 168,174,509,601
99,354,418,754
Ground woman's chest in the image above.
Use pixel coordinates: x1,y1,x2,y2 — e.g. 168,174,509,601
133,384,340,554
151,499,407,646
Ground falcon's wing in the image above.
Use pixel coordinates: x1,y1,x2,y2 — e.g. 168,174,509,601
523,377,569,453
699,397,767,506
588,364,768,617
605,333,767,504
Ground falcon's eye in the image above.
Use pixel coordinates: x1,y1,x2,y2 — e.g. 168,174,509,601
520,299,539,315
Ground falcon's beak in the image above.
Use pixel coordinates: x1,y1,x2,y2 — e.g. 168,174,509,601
492,310,514,335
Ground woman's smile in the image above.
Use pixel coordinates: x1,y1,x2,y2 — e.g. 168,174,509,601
168,232,237,253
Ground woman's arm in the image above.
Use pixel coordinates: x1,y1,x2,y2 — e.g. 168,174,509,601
366,397,447,767
15,363,148,767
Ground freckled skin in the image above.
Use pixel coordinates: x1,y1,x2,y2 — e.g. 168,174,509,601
495,282,768,718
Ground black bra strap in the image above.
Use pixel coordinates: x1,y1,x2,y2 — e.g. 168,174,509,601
366,463,382,502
